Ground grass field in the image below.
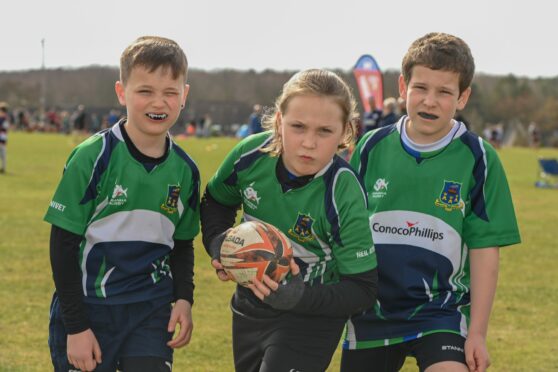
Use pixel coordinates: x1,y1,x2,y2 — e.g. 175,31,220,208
0,132,557,371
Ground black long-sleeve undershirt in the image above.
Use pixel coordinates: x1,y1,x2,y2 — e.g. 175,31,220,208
170,239,195,304
200,189,240,255
49,225,90,334
291,268,377,317
200,157,378,318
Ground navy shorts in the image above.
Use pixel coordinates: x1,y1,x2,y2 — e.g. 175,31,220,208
341,332,467,372
49,293,173,372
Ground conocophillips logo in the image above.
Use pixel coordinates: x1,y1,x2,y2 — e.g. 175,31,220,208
372,221,444,242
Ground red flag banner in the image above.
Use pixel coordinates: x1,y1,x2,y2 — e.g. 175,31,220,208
353,55,384,112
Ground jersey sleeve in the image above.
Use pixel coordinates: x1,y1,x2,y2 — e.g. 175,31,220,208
173,167,201,240
207,133,269,207
463,144,521,249
350,131,368,174
350,130,377,181
207,144,242,206
44,141,101,235
330,169,377,275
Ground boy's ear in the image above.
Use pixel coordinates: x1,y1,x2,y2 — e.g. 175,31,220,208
457,87,472,110
181,84,190,107
115,81,126,106
398,74,407,99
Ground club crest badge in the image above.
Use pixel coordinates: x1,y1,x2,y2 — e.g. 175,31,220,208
288,213,315,242
161,185,181,214
435,180,464,212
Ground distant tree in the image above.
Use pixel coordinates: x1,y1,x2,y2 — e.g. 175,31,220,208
484,74,537,125
533,97,558,132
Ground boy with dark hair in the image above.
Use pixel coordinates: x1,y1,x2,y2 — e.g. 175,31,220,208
45,36,199,372
342,32,520,372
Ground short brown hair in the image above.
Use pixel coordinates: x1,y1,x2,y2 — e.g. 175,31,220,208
402,32,475,94
120,36,188,85
262,69,358,155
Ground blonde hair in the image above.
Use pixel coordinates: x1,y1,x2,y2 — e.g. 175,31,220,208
120,36,188,85
261,69,357,155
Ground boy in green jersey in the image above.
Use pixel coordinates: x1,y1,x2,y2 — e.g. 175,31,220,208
45,36,199,371
341,32,521,372
201,69,378,371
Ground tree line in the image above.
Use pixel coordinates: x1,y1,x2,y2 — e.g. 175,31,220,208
1,66,557,140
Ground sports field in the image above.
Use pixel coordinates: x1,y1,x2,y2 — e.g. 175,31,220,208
0,132,557,371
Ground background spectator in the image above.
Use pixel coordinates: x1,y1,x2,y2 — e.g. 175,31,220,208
379,97,398,127
248,104,263,134
362,96,383,133
0,103,9,173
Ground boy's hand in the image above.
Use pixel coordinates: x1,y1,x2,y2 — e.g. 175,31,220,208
167,299,193,349
465,333,491,372
67,329,102,371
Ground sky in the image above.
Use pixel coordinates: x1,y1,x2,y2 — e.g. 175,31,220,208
2,0,556,78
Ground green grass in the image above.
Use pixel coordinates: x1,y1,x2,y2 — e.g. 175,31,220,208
0,132,557,371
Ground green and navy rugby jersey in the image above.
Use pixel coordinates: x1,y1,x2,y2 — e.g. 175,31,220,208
343,117,520,349
207,132,376,286
44,122,200,305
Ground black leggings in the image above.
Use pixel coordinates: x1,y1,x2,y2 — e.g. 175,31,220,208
233,310,346,372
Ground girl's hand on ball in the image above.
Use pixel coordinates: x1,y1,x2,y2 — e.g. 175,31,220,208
248,275,277,299
211,259,232,281
249,259,305,310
